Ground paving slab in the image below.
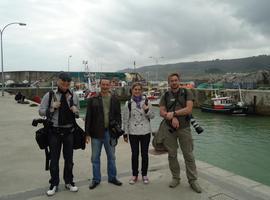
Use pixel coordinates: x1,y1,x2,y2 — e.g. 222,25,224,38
0,93,270,200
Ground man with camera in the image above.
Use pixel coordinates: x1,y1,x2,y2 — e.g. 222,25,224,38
159,73,202,193
85,78,122,189
39,72,79,196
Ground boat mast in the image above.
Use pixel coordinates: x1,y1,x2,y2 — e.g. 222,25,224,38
238,83,243,103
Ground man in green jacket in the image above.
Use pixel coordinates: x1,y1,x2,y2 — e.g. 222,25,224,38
159,72,202,193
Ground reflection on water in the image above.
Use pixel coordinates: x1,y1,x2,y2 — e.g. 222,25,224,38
80,106,270,186
191,109,270,187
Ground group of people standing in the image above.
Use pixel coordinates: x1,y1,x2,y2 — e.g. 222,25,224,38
38,72,202,196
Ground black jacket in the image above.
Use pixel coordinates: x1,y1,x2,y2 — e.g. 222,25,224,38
85,93,121,139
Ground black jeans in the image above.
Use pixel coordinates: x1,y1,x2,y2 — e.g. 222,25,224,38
129,133,151,176
48,127,74,186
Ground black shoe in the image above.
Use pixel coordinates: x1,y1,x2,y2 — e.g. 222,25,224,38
89,181,100,190
108,178,122,186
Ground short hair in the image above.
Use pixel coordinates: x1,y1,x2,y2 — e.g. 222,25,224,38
58,71,72,82
168,73,180,82
99,77,111,84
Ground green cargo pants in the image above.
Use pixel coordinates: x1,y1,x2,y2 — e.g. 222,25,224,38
162,123,198,183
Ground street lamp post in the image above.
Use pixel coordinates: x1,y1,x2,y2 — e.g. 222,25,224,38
67,55,72,72
149,56,164,65
1,22,26,96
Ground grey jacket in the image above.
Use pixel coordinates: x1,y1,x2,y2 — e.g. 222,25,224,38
39,90,79,127
122,98,155,136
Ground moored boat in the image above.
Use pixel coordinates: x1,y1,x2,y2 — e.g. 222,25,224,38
145,90,161,106
200,95,248,115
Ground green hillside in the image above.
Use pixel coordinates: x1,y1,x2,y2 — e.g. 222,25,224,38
120,55,270,81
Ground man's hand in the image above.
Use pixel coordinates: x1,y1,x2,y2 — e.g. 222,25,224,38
70,106,79,113
85,136,91,144
52,101,61,109
166,112,174,120
171,117,180,129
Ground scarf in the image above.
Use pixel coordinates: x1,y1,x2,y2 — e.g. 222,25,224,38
58,88,74,125
132,95,142,109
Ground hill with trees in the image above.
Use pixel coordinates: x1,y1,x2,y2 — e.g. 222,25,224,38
119,55,270,81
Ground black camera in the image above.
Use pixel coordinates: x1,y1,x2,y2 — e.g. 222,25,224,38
32,118,47,126
109,120,125,139
32,118,52,127
187,115,204,134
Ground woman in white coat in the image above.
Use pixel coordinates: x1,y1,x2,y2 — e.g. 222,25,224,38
122,82,155,184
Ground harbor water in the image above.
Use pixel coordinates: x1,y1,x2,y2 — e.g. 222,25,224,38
80,106,270,186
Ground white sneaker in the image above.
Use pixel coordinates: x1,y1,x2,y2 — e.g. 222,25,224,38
129,176,138,185
65,183,79,192
142,176,149,184
46,185,58,196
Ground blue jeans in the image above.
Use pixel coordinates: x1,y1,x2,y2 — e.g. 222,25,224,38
91,130,117,183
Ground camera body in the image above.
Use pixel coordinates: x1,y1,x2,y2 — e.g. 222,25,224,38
109,120,125,139
32,118,52,127
167,115,204,134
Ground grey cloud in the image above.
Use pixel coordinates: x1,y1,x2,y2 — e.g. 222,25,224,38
1,0,270,71
220,0,270,35
82,0,263,67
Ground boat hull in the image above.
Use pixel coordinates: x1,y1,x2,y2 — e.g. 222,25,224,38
201,104,248,115
149,98,160,106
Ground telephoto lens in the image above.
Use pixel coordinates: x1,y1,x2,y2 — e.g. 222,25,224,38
190,116,204,134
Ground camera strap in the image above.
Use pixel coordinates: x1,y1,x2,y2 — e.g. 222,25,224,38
164,88,187,112
46,90,56,120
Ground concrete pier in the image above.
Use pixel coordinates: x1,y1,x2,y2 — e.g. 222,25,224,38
0,93,270,200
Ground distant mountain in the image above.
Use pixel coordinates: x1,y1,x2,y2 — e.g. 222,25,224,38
119,55,270,81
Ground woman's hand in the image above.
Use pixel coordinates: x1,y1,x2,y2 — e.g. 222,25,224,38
123,134,128,143
142,104,149,111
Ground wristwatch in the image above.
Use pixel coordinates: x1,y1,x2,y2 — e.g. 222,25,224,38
173,111,177,117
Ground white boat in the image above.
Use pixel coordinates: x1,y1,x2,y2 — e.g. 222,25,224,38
146,90,161,106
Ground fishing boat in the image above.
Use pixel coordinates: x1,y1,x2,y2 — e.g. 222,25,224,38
146,90,161,106
200,92,248,115
74,90,88,108
74,73,99,107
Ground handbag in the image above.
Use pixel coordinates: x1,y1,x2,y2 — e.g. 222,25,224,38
35,127,49,150
152,120,167,152
73,121,86,150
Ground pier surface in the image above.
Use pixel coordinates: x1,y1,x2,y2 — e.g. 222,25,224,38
0,93,270,200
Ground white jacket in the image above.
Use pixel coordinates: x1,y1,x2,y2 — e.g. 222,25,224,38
122,98,155,136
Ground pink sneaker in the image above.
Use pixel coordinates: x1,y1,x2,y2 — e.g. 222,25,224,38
142,176,149,184
129,176,138,185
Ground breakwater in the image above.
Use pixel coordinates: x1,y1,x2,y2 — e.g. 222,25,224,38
5,87,270,115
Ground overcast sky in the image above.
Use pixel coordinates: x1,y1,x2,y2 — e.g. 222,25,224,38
1,0,270,72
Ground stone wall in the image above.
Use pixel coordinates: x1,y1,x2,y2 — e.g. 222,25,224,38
6,86,270,115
